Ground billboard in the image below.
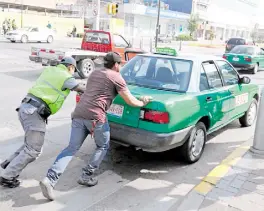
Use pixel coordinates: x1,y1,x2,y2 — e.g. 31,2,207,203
143,0,192,14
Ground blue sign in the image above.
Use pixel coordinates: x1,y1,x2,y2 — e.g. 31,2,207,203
143,0,192,14
123,0,129,3
145,8,190,19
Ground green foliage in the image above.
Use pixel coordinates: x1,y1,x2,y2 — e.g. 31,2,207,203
187,14,199,37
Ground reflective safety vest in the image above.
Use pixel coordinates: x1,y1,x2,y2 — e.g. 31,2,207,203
28,64,73,114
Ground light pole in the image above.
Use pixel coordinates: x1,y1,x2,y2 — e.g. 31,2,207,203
20,0,23,28
95,0,100,30
155,0,161,48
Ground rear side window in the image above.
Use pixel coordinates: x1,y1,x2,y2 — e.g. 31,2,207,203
85,32,110,44
227,38,245,45
202,61,223,89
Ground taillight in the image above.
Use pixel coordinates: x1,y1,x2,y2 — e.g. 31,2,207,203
141,109,169,124
31,52,37,56
223,55,227,59
49,50,55,53
76,94,81,103
244,57,251,62
58,55,64,60
40,49,46,52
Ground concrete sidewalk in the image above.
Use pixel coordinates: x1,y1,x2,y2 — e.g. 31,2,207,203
174,139,264,211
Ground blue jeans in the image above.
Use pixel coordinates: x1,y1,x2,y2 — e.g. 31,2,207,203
46,118,110,187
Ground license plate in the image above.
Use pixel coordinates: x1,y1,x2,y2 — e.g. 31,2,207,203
233,57,239,61
107,104,124,118
42,59,49,64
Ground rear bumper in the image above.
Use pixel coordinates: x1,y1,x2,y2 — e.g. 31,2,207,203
231,63,254,70
29,56,59,66
109,122,193,152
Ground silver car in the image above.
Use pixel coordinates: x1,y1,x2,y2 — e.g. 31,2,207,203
5,27,54,43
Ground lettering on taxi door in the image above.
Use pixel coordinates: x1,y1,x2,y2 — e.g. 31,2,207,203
235,93,248,106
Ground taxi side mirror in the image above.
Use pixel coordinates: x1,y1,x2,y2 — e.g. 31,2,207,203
239,76,251,84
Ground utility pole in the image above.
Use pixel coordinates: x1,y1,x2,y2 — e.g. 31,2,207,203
20,0,23,28
155,0,161,48
250,88,264,155
95,0,101,30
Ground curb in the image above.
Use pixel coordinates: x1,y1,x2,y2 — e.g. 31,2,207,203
176,139,252,210
194,143,250,195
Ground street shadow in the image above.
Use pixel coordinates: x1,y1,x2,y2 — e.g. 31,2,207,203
0,119,249,209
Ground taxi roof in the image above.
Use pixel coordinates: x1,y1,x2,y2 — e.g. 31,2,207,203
138,53,223,63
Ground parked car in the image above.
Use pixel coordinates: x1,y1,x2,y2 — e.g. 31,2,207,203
223,45,264,74
77,50,259,163
5,27,54,43
225,38,255,53
154,34,172,43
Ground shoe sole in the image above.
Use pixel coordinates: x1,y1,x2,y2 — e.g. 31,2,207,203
39,181,54,201
78,180,98,187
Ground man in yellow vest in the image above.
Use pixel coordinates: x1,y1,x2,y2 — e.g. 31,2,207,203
0,57,85,188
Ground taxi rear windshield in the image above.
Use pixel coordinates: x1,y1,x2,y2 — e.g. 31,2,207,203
121,55,193,92
84,32,110,44
230,46,255,55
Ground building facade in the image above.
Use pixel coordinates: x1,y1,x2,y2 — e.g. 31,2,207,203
194,0,261,40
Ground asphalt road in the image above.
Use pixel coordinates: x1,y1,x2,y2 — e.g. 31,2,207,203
0,38,262,211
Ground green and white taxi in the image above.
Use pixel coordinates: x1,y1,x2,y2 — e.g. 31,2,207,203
107,48,259,163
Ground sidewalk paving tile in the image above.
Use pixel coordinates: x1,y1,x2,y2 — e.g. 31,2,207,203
238,189,264,207
198,198,239,211
225,194,264,211
230,177,246,189
206,187,238,201
176,191,205,211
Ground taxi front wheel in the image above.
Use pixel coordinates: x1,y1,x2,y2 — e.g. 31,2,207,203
181,122,207,164
239,98,258,127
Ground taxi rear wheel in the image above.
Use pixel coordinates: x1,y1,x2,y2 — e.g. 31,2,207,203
239,98,258,127
181,122,207,164
252,64,259,74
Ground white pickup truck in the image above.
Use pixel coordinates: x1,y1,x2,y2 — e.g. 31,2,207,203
29,30,144,78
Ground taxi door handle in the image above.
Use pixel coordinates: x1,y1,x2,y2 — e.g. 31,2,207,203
206,97,212,102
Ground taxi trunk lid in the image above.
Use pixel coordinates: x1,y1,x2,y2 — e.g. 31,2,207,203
107,85,184,132
225,53,252,65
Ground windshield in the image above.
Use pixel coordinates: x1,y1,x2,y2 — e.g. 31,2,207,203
230,46,255,55
121,55,193,92
85,32,110,44
227,38,245,45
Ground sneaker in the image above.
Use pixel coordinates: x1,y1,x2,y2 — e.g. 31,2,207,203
39,178,55,201
0,160,10,169
0,177,20,188
77,174,98,187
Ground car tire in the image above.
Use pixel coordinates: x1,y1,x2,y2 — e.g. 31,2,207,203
21,35,28,43
47,35,53,43
252,63,259,74
77,59,95,78
10,40,15,43
181,122,207,163
239,98,258,127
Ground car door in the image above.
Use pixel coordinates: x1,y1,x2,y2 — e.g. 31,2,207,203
29,27,39,41
199,61,232,130
112,34,129,64
215,60,250,120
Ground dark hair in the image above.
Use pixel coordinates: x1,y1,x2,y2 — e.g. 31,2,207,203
104,61,115,69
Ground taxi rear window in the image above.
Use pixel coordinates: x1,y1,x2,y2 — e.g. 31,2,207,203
121,55,193,92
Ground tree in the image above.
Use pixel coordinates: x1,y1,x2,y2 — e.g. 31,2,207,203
187,14,199,38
